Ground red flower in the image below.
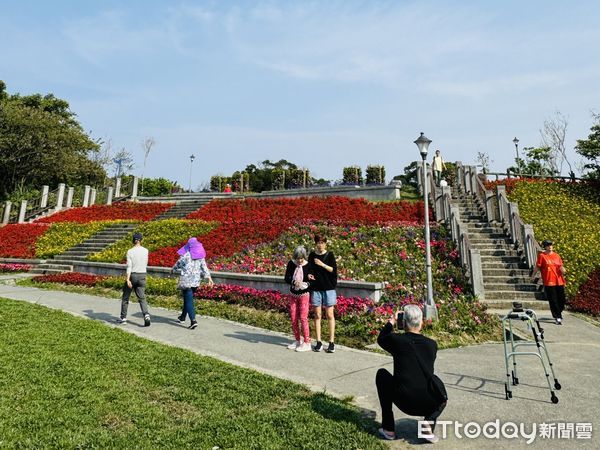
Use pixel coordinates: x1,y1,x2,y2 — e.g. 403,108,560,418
36,202,174,223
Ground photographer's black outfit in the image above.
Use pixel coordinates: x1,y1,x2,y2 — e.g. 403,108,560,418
376,322,446,432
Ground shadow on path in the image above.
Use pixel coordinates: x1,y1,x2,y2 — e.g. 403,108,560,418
223,330,290,346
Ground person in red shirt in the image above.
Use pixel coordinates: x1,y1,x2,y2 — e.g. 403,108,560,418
531,240,566,325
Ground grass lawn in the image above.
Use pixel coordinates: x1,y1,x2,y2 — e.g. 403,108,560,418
0,298,383,449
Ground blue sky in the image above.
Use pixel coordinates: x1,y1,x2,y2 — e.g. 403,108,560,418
1,0,599,188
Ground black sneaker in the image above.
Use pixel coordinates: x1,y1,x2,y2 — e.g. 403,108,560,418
176,315,185,324
189,321,198,330
144,315,151,327
313,341,323,352
326,342,335,353
116,317,127,324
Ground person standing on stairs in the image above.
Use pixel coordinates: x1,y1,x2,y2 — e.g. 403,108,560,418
118,232,151,326
432,149,446,187
531,240,567,325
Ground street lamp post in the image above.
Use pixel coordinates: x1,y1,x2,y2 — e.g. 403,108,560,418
513,137,520,173
189,154,196,192
414,132,438,320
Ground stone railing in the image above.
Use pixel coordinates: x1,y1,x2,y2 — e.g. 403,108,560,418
1,177,140,225
495,185,540,270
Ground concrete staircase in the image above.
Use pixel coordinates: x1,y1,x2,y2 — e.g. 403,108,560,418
30,223,137,274
152,199,211,220
453,189,548,311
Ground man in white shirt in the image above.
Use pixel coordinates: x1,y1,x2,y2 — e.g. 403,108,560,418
118,232,151,326
432,150,446,187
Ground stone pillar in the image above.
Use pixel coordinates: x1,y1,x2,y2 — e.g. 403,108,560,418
115,177,122,198
441,186,452,223
66,187,75,208
18,200,27,223
56,183,66,211
106,187,114,205
131,177,138,199
507,202,519,246
484,189,495,224
82,185,91,207
2,201,11,225
469,248,485,300
90,188,97,205
416,161,424,195
40,185,50,208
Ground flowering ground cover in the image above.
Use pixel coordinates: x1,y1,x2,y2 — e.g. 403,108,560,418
146,197,426,267
89,219,216,263
186,197,425,225
36,202,173,223
0,223,50,258
488,179,600,305
210,222,465,303
0,263,32,273
34,222,116,258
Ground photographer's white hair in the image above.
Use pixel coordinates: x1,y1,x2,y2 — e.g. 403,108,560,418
403,304,423,329
293,246,307,260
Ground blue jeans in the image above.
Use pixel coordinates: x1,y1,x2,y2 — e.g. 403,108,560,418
180,287,198,321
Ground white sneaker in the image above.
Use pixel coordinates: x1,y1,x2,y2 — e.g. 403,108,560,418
287,340,301,350
295,342,312,352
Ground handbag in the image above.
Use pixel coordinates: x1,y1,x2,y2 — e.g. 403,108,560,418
407,338,448,404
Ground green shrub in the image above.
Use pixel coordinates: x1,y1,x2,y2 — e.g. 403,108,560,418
89,219,216,262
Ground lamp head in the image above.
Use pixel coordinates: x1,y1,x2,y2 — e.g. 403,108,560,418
414,132,432,159
513,137,519,146
190,154,196,162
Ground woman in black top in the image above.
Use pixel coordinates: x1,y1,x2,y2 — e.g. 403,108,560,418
376,305,446,442
308,234,338,353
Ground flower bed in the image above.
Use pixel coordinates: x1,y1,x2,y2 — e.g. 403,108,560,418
187,196,425,225
0,263,32,273
36,202,174,223
495,179,600,299
0,223,50,258
209,222,466,303
90,219,216,263
570,268,600,315
31,272,108,287
35,221,115,258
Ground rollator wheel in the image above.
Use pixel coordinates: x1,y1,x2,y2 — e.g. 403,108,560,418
511,371,519,386
554,381,562,390
504,384,512,400
551,394,559,404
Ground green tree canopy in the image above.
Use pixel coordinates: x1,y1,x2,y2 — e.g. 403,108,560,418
575,113,600,180
0,81,105,200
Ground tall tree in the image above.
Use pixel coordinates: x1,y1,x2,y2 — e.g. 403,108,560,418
540,111,574,176
575,112,600,180
0,81,105,199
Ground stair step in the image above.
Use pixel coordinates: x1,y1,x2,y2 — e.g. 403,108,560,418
29,268,71,275
481,299,550,311
483,283,539,292
483,290,546,301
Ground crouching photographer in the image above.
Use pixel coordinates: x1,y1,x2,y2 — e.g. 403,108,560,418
376,304,447,443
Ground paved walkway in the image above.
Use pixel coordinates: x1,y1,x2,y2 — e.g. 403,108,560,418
0,277,598,449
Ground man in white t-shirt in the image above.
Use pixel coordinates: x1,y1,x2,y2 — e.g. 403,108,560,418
432,150,446,187
117,232,151,326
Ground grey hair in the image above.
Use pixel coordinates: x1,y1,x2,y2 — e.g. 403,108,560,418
293,246,307,260
403,304,423,329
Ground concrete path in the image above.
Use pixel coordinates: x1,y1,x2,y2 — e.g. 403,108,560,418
0,279,598,449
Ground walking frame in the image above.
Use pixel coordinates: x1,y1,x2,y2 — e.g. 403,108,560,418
502,302,561,404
